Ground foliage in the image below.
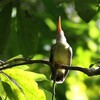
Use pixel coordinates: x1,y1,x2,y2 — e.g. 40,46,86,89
0,0,100,100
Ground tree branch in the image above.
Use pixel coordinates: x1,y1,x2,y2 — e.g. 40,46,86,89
0,58,51,70
0,58,100,76
61,65,100,76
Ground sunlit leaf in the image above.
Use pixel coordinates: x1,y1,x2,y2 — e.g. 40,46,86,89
87,39,97,52
2,68,47,100
45,18,56,31
2,72,24,94
1,75,25,100
88,21,100,39
0,81,5,98
3,68,47,81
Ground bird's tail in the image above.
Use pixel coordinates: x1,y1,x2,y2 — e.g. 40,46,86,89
51,69,69,84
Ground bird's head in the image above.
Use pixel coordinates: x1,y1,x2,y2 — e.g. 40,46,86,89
56,16,66,43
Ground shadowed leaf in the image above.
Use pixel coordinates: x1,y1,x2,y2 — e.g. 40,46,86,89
0,2,12,56
75,0,98,22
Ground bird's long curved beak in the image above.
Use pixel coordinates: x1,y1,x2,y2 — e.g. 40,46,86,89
57,16,62,33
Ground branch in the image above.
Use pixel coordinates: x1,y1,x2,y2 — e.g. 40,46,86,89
0,58,51,70
61,65,100,76
0,58,100,76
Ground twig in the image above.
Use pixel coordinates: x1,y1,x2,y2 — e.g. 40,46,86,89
0,58,100,77
52,80,56,100
0,58,51,70
52,73,57,100
60,65,100,76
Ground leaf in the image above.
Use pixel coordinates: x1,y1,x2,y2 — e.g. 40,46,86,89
3,68,47,81
1,73,26,100
2,71,24,95
43,89,52,100
2,68,47,100
0,2,12,56
2,81,19,100
89,60,100,68
0,80,5,97
17,5,39,57
75,0,98,22
1,81,25,100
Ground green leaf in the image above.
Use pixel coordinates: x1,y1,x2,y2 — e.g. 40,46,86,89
1,72,26,100
3,68,47,81
0,2,12,56
2,68,47,100
43,89,52,100
17,5,39,57
75,0,98,22
2,71,24,94
2,81,18,100
0,80,5,98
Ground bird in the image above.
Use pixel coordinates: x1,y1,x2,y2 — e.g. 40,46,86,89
49,16,72,84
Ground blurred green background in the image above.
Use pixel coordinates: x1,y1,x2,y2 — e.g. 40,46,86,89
0,0,100,100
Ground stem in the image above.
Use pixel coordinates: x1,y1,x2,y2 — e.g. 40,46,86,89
52,80,56,100
52,73,57,100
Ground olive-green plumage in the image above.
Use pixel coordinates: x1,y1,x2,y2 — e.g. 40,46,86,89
50,16,72,84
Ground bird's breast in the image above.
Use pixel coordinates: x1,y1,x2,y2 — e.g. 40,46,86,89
53,43,71,65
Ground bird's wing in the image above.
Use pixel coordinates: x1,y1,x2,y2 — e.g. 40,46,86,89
67,46,73,65
49,44,56,63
